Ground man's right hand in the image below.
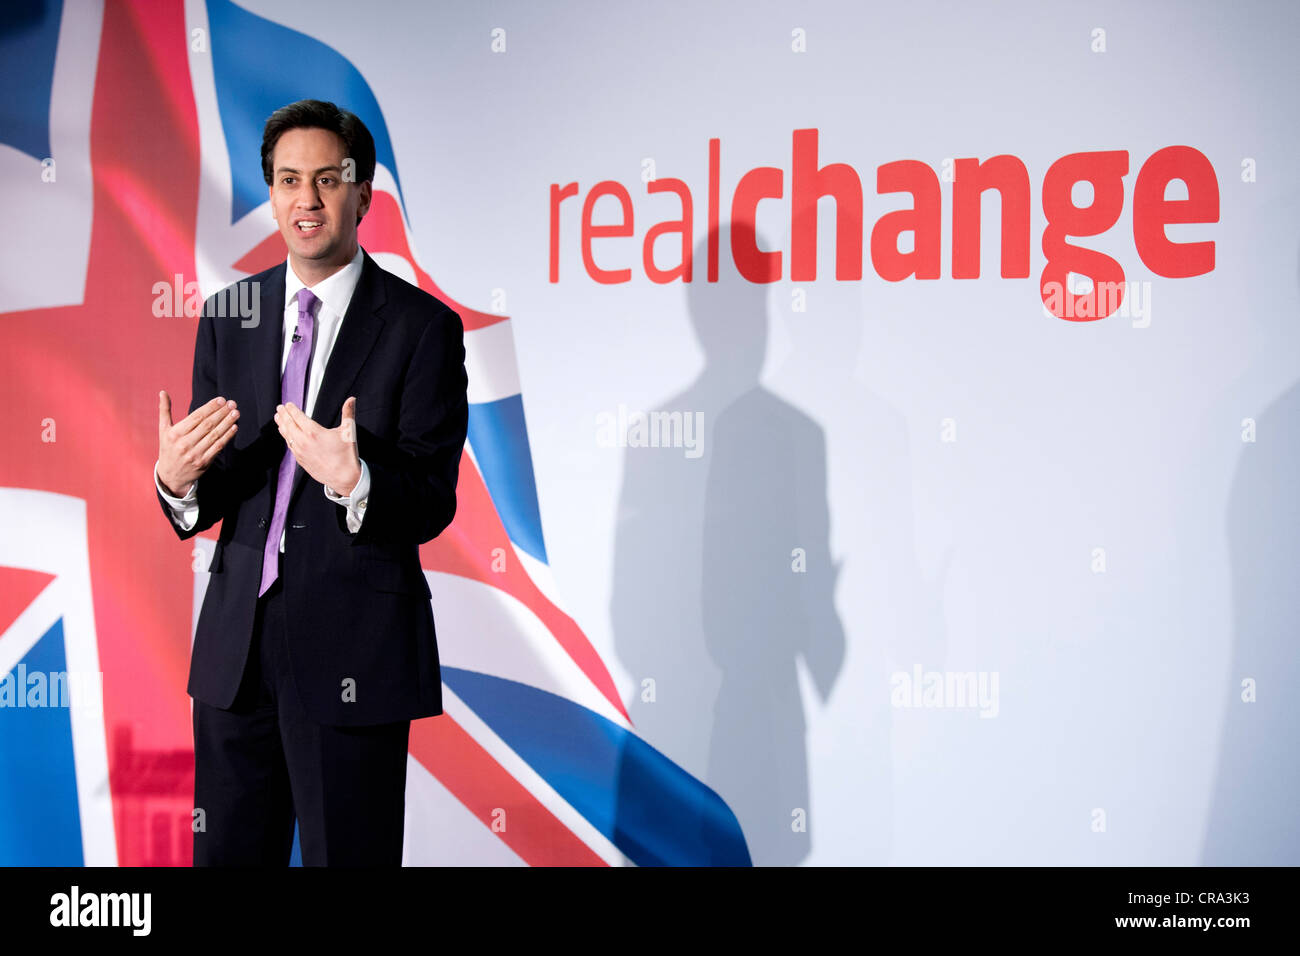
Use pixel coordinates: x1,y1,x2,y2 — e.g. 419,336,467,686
157,391,239,497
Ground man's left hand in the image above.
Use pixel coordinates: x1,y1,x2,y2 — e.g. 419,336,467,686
276,396,361,495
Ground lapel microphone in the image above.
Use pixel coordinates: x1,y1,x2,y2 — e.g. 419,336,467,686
292,325,302,343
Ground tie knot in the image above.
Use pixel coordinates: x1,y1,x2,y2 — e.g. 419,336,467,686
296,287,318,316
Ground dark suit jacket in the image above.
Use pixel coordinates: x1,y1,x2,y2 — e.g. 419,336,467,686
157,250,467,726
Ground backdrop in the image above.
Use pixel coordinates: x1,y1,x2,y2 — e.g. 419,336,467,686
1,0,1296,866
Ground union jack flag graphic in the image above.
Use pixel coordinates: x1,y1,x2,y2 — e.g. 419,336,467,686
0,0,749,866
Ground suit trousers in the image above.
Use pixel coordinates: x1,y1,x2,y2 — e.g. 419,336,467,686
192,556,411,866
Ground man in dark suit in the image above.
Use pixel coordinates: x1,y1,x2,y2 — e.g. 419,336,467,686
152,99,467,866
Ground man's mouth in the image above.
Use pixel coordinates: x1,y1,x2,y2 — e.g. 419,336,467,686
295,219,324,235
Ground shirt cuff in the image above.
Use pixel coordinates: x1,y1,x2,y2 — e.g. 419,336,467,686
155,460,199,531
324,459,369,533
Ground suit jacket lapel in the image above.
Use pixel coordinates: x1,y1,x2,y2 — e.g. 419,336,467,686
250,262,287,434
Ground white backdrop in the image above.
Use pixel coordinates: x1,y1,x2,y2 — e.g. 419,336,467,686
241,0,1300,865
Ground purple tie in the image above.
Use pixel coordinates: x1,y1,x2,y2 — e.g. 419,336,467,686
259,287,318,596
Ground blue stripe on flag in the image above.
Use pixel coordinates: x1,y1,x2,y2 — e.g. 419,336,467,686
442,667,751,866
206,0,406,223
0,0,63,161
0,618,85,865
467,396,548,563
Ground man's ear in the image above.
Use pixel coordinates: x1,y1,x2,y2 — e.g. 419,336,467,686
268,185,276,220
356,180,373,222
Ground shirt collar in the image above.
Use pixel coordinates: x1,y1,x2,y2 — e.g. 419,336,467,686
284,245,365,319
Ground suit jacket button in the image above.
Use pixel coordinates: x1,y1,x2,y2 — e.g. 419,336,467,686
258,518,268,528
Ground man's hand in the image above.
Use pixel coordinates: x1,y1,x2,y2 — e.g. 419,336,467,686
275,396,362,496
157,391,239,497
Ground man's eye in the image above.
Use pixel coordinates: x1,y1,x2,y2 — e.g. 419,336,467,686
318,178,334,186
281,177,295,185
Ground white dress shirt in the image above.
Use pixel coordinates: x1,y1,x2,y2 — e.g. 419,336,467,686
154,247,371,550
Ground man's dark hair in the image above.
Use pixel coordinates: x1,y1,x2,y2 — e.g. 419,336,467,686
260,99,376,187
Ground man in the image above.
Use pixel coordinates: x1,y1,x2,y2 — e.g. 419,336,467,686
153,99,467,866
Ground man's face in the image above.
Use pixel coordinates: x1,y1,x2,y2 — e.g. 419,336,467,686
268,126,372,273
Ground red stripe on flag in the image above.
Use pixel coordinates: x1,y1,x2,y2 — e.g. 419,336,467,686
408,714,608,866
0,568,55,637
85,0,203,865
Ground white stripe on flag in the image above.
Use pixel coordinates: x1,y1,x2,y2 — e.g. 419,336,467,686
402,755,526,866
464,319,521,405
424,570,628,729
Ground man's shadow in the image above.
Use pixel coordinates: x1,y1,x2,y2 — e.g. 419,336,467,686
1202,379,1300,863
610,223,846,865
1201,236,1300,865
